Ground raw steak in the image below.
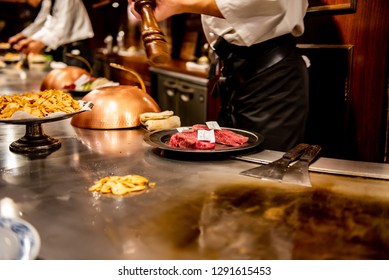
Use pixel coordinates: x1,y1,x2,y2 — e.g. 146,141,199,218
192,124,209,131
192,124,249,147
168,130,216,150
168,124,249,150
214,129,249,147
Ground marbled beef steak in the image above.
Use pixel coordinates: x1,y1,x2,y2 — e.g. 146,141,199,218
169,130,216,150
168,125,249,150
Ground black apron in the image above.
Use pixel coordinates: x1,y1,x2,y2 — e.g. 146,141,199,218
211,35,309,151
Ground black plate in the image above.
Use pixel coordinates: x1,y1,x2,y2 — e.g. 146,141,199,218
144,127,264,156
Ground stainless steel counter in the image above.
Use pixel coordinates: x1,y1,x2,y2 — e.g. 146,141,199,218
1,64,389,260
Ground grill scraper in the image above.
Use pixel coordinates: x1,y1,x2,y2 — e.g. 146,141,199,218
240,143,309,181
282,144,322,186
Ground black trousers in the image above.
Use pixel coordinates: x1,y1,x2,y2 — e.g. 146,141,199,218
213,35,309,152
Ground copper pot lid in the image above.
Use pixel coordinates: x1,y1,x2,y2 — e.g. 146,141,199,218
40,54,93,91
40,66,91,91
71,85,161,129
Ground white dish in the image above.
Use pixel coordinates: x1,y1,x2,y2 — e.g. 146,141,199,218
0,217,41,260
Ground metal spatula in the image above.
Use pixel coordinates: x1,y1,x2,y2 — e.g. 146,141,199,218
282,144,322,186
240,143,309,181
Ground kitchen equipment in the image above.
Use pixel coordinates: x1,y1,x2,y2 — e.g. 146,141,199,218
282,144,322,186
70,85,160,129
40,53,93,91
150,67,209,126
236,149,389,181
40,66,91,90
71,63,160,129
240,143,309,181
134,0,170,65
110,63,146,92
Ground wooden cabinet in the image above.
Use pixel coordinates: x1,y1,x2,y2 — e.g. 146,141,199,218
150,67,209,126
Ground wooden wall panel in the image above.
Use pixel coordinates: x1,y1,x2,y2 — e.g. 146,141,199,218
299,0,389,162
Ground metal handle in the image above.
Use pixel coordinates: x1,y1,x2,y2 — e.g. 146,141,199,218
300,144,322,163
65,53,93,74
109,63,146,92
282,143,310,161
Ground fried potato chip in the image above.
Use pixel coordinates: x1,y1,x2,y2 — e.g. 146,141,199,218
88,174,155,196
0,89,81,119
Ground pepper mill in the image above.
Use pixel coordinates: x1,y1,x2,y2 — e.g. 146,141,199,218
134,0,171,65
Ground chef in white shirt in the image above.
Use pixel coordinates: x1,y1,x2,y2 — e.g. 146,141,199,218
129,0,309,151
8,0,94,70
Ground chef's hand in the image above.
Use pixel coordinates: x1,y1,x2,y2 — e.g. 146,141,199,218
14,38,45,54
128,0,181,22
8,33,26,47
128,0,222,22
24,40,45,54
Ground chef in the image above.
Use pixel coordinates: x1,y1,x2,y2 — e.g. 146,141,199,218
129,0,309,151
8,0,94,70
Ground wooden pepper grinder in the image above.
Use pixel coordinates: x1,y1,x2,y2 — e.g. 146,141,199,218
134,0,171,65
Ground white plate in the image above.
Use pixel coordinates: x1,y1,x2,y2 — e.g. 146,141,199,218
0,217,41,260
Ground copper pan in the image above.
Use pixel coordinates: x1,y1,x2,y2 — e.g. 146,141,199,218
71,85,160,129
40,66,90,90
40,53,93,90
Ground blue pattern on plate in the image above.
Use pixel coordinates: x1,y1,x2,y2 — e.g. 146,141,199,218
0,217,40,260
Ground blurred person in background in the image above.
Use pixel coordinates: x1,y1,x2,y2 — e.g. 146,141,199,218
8,0,94,70
129,0,309,151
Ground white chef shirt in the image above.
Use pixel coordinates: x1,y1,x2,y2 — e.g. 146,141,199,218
202,0,308,47
21,0,94,51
